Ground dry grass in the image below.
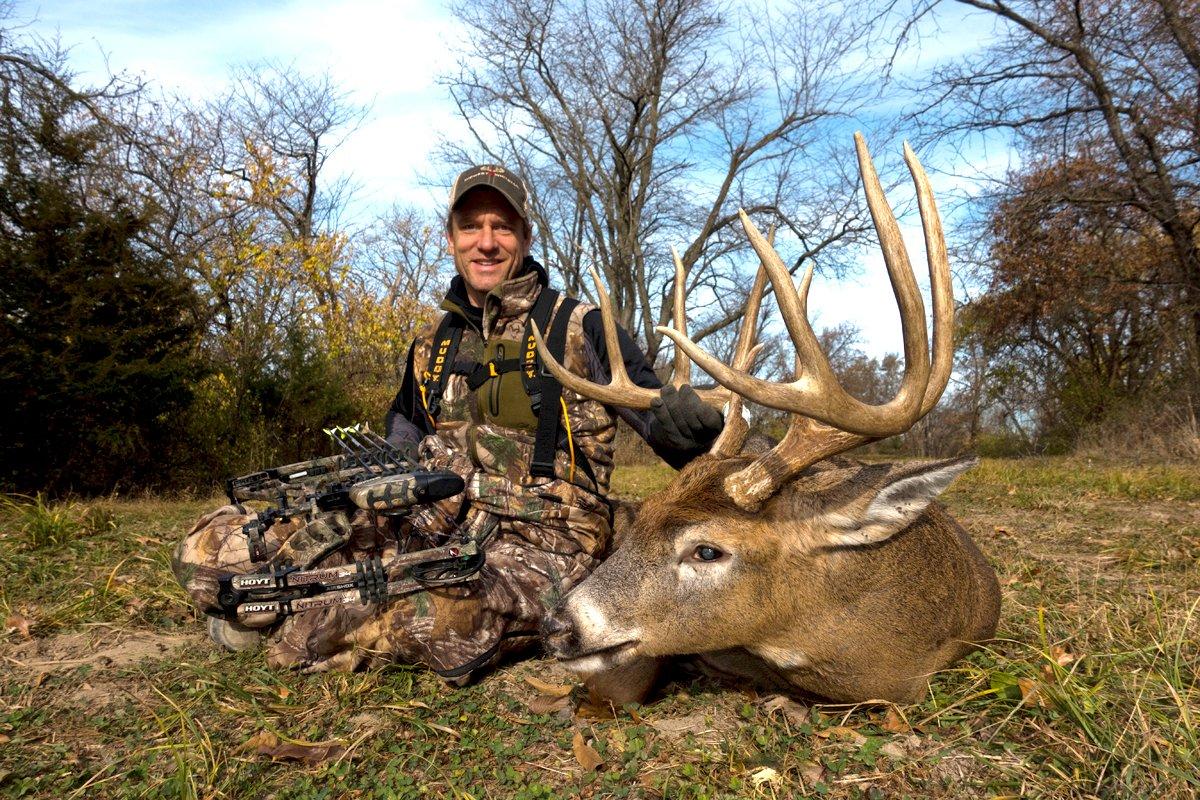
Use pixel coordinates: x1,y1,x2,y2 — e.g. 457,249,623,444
0,457,1196,798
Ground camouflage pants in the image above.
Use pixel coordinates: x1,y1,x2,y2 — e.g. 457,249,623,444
171,483,610,682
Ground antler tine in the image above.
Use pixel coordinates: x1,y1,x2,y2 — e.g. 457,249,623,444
670,246,689,388
707,230,773,458
855,131,931,420
732,225,773,372
905,141,954,415
708,342,764,457
531,265,661,409
671,227,771,385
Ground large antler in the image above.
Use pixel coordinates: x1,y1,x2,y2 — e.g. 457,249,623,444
534,133,952,514
660,133,954,510
530,236,769,410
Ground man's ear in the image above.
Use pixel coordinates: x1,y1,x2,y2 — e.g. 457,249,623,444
820,456,978,547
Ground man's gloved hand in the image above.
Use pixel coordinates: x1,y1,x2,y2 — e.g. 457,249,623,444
271,510,353,569
386,434,422,465
649,384,725,452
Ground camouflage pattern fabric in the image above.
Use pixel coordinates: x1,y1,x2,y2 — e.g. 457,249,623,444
173,267,619,681
410,267,618,496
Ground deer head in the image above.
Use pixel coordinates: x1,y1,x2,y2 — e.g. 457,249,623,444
535,134,1000,703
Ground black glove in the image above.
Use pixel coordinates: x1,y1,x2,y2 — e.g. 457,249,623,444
649,384,725,453
385,433,422,466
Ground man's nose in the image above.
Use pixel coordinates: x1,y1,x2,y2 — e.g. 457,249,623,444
477,225,497,251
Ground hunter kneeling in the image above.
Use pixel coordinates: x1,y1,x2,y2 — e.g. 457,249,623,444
171,164,723,684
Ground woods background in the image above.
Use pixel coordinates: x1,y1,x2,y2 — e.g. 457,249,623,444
3,0,1197,497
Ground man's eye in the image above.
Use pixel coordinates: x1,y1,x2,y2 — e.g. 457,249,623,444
692,545,724,562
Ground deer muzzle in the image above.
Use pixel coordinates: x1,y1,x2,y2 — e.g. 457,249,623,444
541,594,641,674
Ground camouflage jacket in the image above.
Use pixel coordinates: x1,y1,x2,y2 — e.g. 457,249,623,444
386,258,698,526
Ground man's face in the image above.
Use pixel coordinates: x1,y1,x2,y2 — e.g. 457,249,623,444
447,187,532,307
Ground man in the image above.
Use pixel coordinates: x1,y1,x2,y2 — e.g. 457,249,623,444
172,164,722,683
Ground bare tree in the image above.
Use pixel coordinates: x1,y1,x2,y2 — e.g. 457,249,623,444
441,0,881,372
361,204,448,314
893,0,1200,395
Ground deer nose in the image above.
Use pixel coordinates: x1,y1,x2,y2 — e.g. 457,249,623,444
540,606,574,653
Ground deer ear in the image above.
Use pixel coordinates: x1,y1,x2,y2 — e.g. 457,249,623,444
823,457,978,547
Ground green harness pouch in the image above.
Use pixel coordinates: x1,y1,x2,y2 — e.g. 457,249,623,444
476,338,540,429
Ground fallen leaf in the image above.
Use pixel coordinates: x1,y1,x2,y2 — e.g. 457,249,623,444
649,713,711,738
750,766,782,788
528,694,571,715
574,696,616,721
278,686,292,700
1050,645,1077,667
525,675,573,698
123,597,147,615
242,730,346,764
798,760,824,785
816,726,867,746
879,741,908,760
607,728,626,754
880,707,911,734
572,730,604,771
761,694,810,727
5,614,31,638
0,733,10,744
1017,677,1052,709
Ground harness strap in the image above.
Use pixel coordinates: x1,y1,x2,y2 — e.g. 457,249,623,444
530,296,580,478
521,287,560,413
465,357,524,391
418,287,593,483
423,314,465,419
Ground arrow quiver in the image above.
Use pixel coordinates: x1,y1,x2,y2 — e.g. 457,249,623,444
225,425,465,562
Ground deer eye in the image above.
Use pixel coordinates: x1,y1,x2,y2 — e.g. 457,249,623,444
692,544,724,562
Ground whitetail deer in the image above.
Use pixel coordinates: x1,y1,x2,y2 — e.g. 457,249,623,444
534,134,1000,704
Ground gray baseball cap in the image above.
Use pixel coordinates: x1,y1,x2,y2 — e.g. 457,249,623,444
448,164,531,225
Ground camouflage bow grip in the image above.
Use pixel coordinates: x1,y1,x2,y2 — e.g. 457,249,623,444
215,540,483,625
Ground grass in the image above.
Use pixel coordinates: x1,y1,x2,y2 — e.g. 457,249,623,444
0,457,1197,798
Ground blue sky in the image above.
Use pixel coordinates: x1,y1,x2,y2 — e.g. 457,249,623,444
15,0,466,211
12,0,1006,360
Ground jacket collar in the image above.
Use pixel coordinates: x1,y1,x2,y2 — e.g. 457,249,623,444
440,256,549,335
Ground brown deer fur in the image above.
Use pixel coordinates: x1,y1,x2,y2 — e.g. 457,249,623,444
543,454,1000,704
